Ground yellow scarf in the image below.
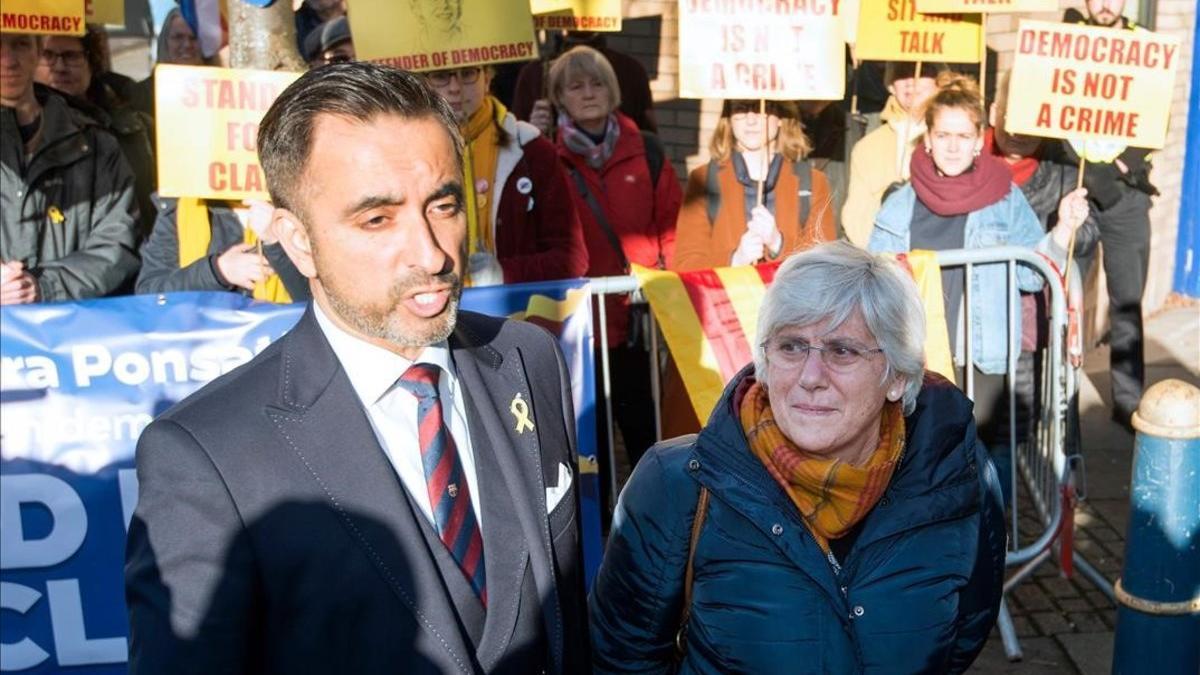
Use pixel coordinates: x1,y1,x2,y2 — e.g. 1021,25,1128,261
462,96,507,256
176,197,292,303
741,381,905,554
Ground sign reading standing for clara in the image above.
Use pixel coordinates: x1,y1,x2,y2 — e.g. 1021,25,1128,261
154,64,300,202
854,0,981,62
1,0,85,36
1004,19,1181,149
678,0,845,100
351,0,539,71
532,0,621,32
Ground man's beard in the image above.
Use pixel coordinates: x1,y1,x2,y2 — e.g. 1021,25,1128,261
1090,9,1120,26
324,271,462,350
314,240,463,350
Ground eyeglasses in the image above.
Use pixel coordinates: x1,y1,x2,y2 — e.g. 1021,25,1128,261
763,337,884,373
427,67,481,87
39,49,86,67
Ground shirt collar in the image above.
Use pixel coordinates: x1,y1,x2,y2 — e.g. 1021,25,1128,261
312,300,455,406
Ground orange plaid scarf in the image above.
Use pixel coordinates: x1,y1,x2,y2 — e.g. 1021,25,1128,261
741,381,905,554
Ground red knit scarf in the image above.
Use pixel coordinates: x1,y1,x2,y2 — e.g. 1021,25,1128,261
909,143,1012,217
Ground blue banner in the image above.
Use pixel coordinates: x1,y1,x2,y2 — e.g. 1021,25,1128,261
0,284,597,673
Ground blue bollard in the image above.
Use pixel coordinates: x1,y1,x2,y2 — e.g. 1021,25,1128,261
1111,379,1200,675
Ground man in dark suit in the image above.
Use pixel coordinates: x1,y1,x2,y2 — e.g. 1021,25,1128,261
125,62,588,674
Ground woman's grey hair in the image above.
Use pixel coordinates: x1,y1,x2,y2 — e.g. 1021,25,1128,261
547,45,621,115
753,241,926,415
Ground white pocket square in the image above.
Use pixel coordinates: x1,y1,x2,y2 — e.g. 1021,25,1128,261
545,462,572,513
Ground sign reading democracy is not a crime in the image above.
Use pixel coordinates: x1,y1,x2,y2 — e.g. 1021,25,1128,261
1004,20,1181,149
678,0,845,100
855,0,981,62
154,65,300,201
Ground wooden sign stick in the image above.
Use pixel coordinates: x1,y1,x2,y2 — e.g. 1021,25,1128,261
757,98,768,206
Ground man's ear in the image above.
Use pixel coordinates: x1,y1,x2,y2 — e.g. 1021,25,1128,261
273,208,316,279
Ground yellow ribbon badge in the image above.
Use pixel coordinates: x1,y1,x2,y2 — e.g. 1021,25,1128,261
510,392,535,434
47,206,65,225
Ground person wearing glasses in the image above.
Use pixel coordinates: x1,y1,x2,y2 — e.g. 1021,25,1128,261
426,63,586,286
34,25,157,240
0,30,139,304
590,241,1005,674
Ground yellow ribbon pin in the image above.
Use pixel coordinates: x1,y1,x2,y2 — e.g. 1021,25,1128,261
510,392,535,434
47,206,64,225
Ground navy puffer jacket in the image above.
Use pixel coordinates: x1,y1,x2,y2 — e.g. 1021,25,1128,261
590,369,1005,674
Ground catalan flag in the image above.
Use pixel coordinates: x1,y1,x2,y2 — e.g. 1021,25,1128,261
635,251,955,424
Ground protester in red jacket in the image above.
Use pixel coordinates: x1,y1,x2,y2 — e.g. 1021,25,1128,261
427,64,587,285
549,46,681,470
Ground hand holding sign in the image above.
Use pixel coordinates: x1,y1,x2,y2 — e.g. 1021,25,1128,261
732,230,766,267
217,244,275,292
747,206,782,256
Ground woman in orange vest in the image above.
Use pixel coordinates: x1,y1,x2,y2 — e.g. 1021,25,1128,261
673,100,835,272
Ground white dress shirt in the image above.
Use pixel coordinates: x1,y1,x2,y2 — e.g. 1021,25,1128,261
313,302,482,528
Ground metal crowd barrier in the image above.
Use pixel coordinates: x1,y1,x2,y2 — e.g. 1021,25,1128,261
586,246,1116,663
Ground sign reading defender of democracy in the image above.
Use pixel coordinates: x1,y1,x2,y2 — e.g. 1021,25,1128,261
1004,19,1181,149
854,0,981,62
1,0,85,36
154,65,300,201
914,0,1056,14
350,0,538,71
532,0,622,32
678,0,846,100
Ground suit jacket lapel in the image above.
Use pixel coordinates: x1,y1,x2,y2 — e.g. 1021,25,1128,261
264,309,475,674
451,320,565,674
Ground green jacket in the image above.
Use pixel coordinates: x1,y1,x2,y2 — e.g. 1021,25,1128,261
1,85,140,301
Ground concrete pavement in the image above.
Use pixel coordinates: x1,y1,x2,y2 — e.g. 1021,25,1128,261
970,303,1200,674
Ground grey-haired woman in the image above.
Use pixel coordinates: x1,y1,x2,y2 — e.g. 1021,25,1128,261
590,241,1005,674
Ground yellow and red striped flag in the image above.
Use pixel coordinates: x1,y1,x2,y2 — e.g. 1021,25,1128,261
635,251,955,423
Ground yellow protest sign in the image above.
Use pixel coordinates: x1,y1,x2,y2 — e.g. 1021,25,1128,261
916,0,1056,13
854,0,981,62
350,0,538,71
86,0,124,26
1005,20,1181,149
532,0,621,32
155,65,301,201
1,0,85,36
678,0,845,100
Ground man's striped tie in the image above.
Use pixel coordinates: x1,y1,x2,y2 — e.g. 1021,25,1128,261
397,363,486,606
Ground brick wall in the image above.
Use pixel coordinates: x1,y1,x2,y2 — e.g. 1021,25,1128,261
616,0,1195,317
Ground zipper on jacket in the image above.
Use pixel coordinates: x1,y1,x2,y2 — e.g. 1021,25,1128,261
826,549,842,576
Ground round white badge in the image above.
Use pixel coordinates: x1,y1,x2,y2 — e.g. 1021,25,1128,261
516,177,533,195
